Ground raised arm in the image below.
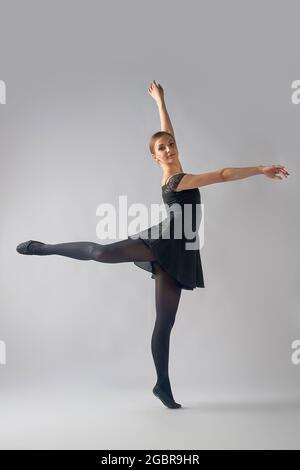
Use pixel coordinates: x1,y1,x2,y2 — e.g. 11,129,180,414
148,80,175,135
148,80,183,172
176,165,290,191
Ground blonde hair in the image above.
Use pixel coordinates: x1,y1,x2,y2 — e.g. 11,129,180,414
149,131,175,156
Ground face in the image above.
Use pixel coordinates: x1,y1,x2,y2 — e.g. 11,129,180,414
153,135,178,166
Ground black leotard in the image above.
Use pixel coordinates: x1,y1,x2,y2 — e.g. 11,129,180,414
129,173,205,290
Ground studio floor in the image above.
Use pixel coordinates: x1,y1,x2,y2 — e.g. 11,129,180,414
0,383,299,450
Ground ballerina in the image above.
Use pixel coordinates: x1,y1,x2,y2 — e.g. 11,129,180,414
16,80,290,409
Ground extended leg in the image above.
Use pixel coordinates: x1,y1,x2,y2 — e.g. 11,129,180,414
151,262,182,409
17,237,157,263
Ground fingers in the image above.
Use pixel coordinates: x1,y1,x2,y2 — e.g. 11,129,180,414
272,164,290,178
266,164,290,180
148,80,161,96
148,81,155,93
149,80,159,88
278,168,289,178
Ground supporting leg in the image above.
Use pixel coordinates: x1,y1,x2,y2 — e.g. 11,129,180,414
151,262,182,409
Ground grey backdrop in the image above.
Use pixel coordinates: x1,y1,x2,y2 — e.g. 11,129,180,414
0,0,299,449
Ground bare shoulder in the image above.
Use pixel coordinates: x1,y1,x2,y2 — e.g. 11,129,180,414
176,169,225,191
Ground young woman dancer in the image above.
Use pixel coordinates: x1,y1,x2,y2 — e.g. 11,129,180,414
16,80,290,409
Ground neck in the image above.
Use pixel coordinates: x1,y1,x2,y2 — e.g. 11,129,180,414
162,164,183,180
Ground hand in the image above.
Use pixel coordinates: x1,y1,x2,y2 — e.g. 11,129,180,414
148,80,164,104
261,164,290,180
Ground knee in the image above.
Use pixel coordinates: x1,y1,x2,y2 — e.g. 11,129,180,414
90,243,106,262
156,314,176,332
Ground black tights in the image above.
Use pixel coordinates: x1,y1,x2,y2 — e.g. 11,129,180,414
32,238,182,403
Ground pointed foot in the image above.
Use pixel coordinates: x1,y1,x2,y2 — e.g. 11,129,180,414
16,240,45,255
152,385,182,409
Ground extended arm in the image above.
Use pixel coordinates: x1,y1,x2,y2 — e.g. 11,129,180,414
221,166,263,181
222,165,289,181
176,165,289,191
